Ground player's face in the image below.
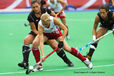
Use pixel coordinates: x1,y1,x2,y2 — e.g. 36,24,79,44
42,19,51,27
99,9,108,19
32,2,40,14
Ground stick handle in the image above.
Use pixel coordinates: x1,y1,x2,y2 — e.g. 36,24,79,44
37,47,59,65
79,30,113,52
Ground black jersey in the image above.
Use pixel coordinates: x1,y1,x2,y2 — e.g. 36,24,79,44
27,8,51,30
97,11,114,29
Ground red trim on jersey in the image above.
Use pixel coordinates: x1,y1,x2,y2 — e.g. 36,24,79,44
43,28,62,39
55,11,66,18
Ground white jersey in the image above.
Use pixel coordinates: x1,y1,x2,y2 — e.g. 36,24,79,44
48,0,62,12
39,16,59,33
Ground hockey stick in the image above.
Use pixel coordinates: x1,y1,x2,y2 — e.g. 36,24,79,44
78,30,114,52
26,47,59,74
24,23,30,27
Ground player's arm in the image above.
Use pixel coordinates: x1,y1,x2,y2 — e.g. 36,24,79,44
92,15,100,40
112,0,114,6
46,1,50,7
29,22,38,34
38,24,45,60
112,12,114,34
50,10,56,17
47,8,56,17
56,0,67,16
54,17,67,41
112,12,114,29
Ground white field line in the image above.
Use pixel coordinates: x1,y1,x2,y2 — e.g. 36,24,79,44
0,64,114,75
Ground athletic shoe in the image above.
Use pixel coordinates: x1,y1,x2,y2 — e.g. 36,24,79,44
83,58,93,69
32,64,43,72
18,61,28,69
65,60,74,67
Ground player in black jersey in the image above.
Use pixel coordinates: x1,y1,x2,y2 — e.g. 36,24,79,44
18,0,74,69
85,5,114,61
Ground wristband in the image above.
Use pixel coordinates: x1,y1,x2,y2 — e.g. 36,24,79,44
93,35,96,41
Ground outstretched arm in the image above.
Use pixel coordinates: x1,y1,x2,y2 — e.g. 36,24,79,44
92,15,100,40
29,22,39,35
38,24,45,61
56,0,67,16
54,17,67,41
112,12,114,34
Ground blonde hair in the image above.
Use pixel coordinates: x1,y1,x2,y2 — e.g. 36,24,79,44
41,13,50,21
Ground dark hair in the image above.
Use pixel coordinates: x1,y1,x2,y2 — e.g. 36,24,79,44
31,0,38,5
31,0,46,6
99,5,110,12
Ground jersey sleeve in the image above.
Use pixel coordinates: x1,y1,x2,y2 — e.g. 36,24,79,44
27,13,34,22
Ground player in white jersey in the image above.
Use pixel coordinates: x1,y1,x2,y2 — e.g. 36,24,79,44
35,13,93,69
46,0,70,40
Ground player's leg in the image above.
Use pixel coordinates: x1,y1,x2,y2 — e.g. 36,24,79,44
32,35,47,71
32,35,41,63
47,39,74,67
18,34,35,69
86,27,108,61
57,37,93,69
59,12,70,40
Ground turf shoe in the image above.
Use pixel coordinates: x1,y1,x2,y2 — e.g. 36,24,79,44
18,61,28,69
83,58,93,69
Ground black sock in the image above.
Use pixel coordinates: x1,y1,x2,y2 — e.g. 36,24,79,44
88,43,98,57
56,49,71,64
22,45,31,63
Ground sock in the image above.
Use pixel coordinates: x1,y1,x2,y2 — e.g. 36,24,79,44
70,47,86,62
88,43,98,57
56,49,71,64
32,47,42,66
22,45,31,63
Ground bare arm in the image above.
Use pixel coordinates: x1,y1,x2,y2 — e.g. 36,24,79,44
92,15,100,36
54,17,67,41
112,0,114,6
50,10,56,17
56,0,67,15
46,1,50,7
29,22,38,34
38,24,45,57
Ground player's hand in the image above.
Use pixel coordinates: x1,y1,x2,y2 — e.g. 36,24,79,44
93,35,96,42
41,56,45,62
55,12,60,17
55,14,58,18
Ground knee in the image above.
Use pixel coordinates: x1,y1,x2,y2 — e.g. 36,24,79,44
51,45,57,49
63,46,71,52
24,38,28,44
32,41,39,48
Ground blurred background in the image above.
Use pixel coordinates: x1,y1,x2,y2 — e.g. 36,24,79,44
0,0,110,13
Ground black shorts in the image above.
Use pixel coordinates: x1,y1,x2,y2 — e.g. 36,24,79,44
29,31,37,37
29,31,48,45
100,24,113,30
